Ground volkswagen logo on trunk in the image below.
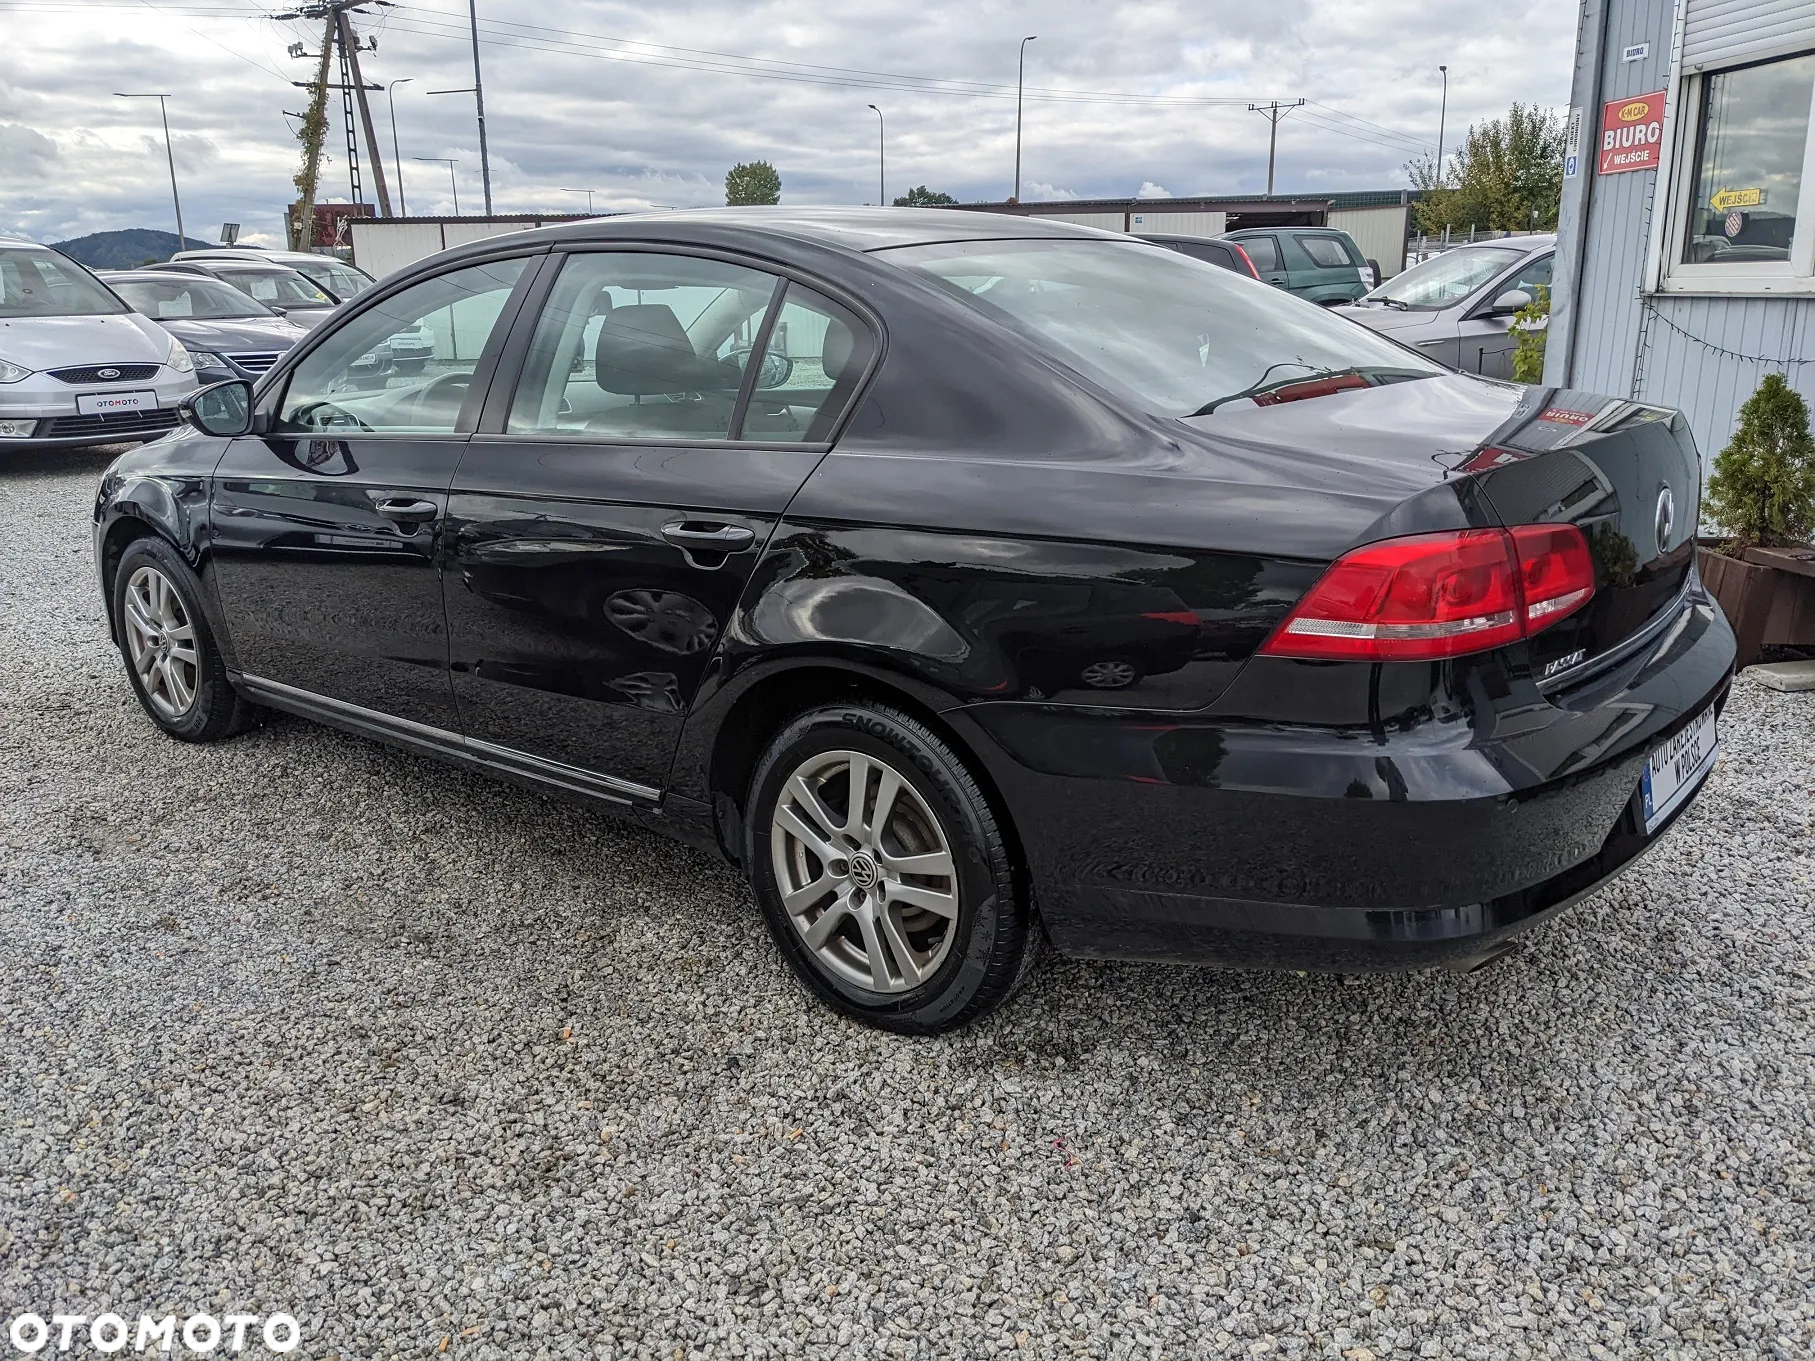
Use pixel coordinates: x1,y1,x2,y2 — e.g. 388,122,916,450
1654,486,1676,555
96,367,120,379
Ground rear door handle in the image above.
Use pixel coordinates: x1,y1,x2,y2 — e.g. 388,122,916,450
374,497,439,524
661,520,756,551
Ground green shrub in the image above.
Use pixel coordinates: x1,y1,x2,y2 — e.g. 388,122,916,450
1511,284,1550,384
1706,372,1815,551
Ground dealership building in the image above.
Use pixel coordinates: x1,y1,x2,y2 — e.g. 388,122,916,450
1547,0,1815,461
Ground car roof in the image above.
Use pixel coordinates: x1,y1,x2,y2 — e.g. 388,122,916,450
103,269,231,283
495,205,1125,256
1136,234,1237,247
1443,234,1558,254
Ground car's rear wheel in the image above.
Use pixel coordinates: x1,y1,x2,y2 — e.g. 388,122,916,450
746,701,1039,1033
113,536,262,742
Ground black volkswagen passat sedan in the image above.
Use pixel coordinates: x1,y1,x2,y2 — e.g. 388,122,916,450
93,208,1734,1033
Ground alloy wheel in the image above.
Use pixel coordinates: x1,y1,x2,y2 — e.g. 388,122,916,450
122,565,200,721
769,749,960,993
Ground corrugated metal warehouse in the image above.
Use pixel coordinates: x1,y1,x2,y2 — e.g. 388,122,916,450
1548,0,1815,467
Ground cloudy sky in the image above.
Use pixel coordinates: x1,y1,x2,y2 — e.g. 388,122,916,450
0,0,1578,246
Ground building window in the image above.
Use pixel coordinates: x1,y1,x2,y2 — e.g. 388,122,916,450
1681,51,1815,266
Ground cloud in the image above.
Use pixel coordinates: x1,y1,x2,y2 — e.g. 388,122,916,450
1135,181,1171,199
0,0,1579,241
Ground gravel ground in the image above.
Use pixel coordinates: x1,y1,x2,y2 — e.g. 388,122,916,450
2,445,1812,1361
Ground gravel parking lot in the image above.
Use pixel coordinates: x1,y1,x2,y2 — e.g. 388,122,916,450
2,445,1812,1360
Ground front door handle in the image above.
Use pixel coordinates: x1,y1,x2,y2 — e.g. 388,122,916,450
661,520,756,551
374,497,439,524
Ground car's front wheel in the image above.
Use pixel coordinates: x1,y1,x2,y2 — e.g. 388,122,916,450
746,701,1039,1033
112,536,262,742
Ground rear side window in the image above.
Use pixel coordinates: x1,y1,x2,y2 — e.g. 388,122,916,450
1298,236,1358,269
741,284,876,442
1173,242,1235,271
1236,235,1280,271
506,251,775,441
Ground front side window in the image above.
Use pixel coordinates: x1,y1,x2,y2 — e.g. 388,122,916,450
1682,52,1815,265
1298,235,1358,269
224,269,336,309
892,238,1442,418
112,276,273,320
506,252,776,440
275,257,528,435
1368,246,1525,309
0,248,127,319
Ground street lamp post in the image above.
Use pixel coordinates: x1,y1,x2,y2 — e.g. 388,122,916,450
1436,65,1449,189
114,93,185,249
867,104,885,206
1014,35,1036,203
386,78,412,216
558,188,599,214
413,157,459,215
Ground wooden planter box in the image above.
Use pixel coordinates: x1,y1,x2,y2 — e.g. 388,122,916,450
1696,541,1815,667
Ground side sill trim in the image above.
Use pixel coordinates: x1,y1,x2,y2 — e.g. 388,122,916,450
235,674,661,806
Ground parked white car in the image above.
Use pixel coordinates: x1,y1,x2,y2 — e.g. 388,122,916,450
0,237,198,449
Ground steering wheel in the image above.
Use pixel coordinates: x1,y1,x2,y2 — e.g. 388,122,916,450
288,399,373,433
415,372,471,417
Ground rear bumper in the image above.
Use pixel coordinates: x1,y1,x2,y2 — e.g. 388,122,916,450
949,589,1736,971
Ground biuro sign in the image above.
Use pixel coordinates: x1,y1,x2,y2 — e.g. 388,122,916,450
1599,90,1667,174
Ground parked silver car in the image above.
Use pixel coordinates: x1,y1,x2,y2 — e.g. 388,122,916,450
1336,234,1555,381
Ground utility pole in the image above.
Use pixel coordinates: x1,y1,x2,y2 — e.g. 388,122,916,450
276,1,394,247
337,7,391,215
468,0,493,214
1246,99,1305,196
113,94,185,249
1014,35,1037,203
867,104,884,206
386,78,410,215
1436,65,1449,189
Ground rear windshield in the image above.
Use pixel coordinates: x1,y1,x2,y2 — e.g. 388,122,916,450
291,259,373,300
113,275,275,320
218,269,335,308
1368,246,1524,310
0,247,128,319
889,238,1442,418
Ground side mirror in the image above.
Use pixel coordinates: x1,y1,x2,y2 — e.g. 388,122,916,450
269,305,288,317
757,351,794,389
178,380,253,438
1492,289,1534,315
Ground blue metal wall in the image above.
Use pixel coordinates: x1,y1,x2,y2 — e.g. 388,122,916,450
1556,0,1815,464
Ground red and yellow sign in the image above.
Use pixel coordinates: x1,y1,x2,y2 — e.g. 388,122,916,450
1599,90,1667,174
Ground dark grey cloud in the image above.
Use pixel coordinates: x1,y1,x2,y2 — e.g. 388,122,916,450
0,0,1577,244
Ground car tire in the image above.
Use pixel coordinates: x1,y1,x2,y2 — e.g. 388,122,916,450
745,701,1040,1034
112,536,262,743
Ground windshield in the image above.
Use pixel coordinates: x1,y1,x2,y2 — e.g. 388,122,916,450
291,259,373,301
0,247,128,319
890,237,1442,418
218,269,335,308
1367,246,1525,310
113,275,275,320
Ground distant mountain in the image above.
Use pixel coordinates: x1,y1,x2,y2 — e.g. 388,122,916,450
50,229,218,270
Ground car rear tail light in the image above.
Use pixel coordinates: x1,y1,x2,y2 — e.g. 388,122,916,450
1260,525,1595,663
1232,244,1260,278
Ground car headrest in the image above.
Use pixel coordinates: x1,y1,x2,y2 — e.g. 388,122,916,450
595,303,742,396
819,317,856,382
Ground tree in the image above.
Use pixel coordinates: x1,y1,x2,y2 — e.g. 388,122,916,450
892,186,957,207
725,161,781,206
1409,103,1565,236
1706,373,1815,550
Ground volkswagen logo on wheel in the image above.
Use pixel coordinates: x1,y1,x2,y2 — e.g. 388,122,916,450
1654,486,1676,555
96,367,120,379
